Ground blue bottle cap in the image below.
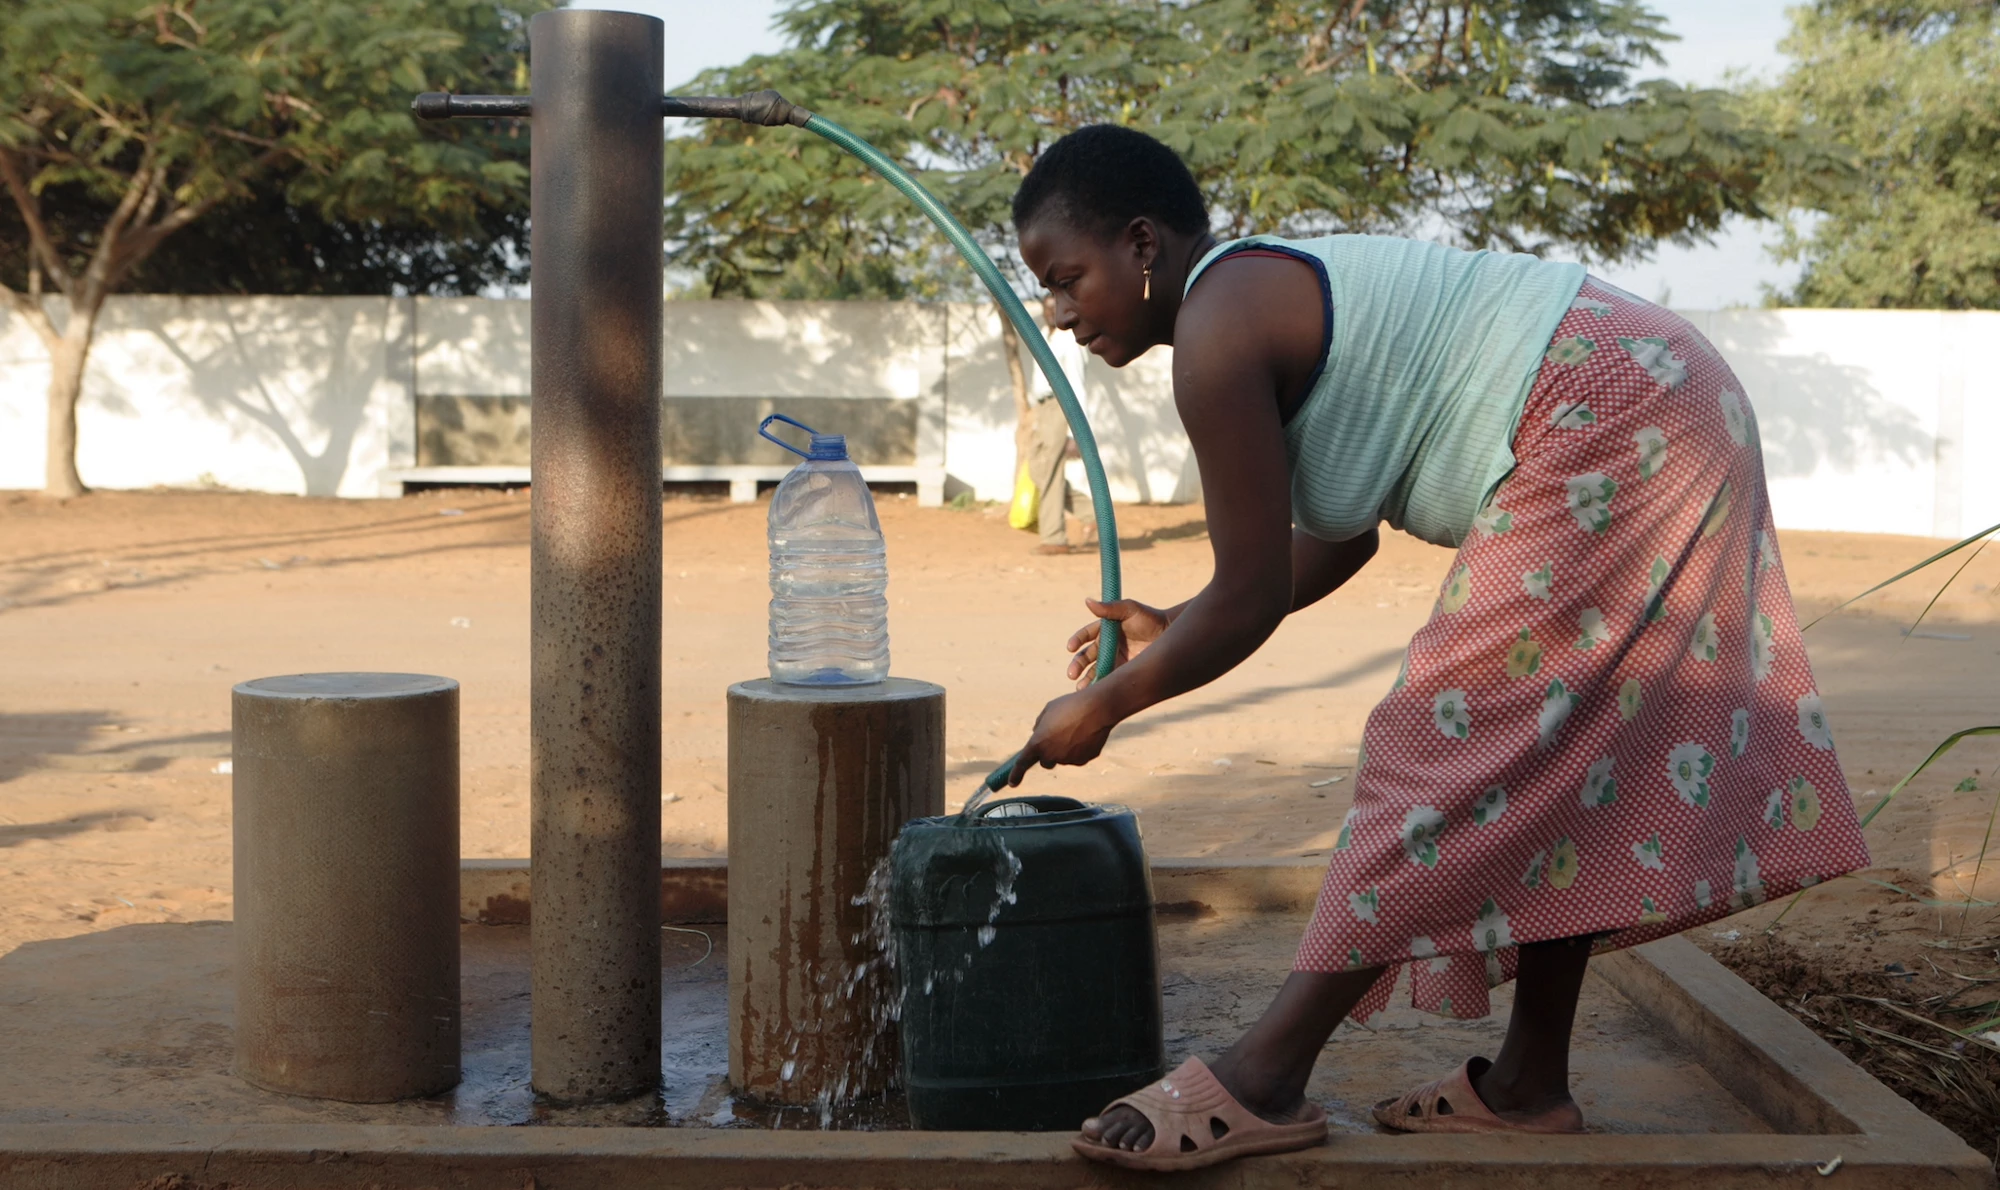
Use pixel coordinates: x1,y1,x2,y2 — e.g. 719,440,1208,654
807,434,848,461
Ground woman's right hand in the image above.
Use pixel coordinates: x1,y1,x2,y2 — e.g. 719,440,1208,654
1066,598,1173,688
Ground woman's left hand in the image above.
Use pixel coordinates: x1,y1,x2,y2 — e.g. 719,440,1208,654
1006,687,1116,786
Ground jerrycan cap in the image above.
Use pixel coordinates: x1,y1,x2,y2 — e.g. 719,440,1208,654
759,413,848,461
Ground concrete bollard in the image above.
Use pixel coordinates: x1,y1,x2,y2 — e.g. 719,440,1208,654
232,673,460,1103
727,678,944,1106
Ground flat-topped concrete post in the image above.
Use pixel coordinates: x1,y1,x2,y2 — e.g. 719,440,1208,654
232,673,460,1102
525,8,667,1105
726,678,945,1107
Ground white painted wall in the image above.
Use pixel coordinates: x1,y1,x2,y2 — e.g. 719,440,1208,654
1679,308,1999,539
0,296,413,498
3,297,1994,540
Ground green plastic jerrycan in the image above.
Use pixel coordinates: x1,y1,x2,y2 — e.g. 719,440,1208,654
890,795,1165,1130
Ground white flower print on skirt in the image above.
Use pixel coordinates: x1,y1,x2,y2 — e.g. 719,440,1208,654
1294,278,1868,1026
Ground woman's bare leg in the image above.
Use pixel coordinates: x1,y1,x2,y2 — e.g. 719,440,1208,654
1081,935,1594,1151
1468,934,1591,1120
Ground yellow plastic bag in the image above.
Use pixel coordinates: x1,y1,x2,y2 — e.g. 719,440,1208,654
1007,462,1040,530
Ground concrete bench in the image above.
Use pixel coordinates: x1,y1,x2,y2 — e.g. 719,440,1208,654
380,464,949,506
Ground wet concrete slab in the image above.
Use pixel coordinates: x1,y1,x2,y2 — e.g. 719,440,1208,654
0,913,1758,1135
0,908,1989,1187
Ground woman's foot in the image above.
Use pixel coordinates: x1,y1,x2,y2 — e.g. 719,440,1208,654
1080,968,1382,1152
1078,1047,1311,1152
1469,1057,1584,1129
1373,1056,1585,1134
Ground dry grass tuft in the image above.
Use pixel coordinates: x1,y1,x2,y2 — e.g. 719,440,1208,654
1718,926,2000,1155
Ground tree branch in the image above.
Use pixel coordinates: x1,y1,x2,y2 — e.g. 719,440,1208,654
112,147,291,280
0,148,74,296
0,276,59,349
76,149,161,307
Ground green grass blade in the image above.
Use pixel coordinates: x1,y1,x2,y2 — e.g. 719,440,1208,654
1972,758,2000,899
1850,875,1998,908
1858,726,2000,830
1902,538,1990,644
1802,521,2000,632
1763,874,1846,934
1951,1012,2000,1038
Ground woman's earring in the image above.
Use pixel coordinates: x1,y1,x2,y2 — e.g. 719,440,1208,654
1142,266,1152,302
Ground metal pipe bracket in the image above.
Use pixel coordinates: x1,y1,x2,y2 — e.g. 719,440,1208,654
413,89,811,126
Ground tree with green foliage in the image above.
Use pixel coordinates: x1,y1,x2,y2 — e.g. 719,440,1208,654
1761,0,1998,308
0,0,546,497
665,0,1834,290
663,0,1838,464
0,171,528,299
662,0,1196,455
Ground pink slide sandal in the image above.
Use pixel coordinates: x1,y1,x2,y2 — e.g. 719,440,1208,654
1071,1057,1329,1172
1372,1058,1585,1134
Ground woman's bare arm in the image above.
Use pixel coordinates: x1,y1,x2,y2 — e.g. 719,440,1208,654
1291,527,1378,613
1008,257,1327,781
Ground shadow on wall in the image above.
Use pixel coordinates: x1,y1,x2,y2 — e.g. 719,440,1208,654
55,297,391,497
1088,346,1201,505
1704,312,1931,482
157,300,375,497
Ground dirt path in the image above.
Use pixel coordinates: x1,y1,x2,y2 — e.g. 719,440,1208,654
2,488,1995,952
3,489,1998,1146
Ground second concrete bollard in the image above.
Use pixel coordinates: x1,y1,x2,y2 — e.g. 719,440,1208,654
726,678,944,1107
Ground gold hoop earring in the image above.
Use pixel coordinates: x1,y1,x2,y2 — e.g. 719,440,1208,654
1142,266,1152,302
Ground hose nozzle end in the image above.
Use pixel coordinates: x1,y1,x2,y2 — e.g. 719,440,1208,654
739,89,813,128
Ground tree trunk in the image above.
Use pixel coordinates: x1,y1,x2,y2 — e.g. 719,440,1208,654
996,299,1035,482
44,316,96,498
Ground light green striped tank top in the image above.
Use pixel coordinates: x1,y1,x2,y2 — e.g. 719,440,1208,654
1184,234,1585,548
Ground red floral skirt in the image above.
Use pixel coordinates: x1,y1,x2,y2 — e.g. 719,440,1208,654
1296,278,1871,1021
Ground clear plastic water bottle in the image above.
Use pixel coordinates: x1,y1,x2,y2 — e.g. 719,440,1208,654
761,415,889,685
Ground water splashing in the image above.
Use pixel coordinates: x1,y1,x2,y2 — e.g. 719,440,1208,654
754,816,1026,1127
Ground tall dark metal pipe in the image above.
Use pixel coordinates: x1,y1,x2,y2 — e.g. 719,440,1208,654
526,8,664,1104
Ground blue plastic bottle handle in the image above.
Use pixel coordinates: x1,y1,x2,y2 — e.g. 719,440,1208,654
758,414,820,459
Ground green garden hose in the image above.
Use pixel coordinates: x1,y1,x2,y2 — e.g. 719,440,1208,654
794,111,1126,794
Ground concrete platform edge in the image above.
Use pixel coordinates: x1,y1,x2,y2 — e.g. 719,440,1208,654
0,1126,1984,1190
7,860,1982,1188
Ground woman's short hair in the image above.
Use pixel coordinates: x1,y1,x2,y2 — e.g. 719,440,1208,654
1012,125,1208,237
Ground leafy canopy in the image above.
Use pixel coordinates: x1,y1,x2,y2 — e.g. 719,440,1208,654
663,0,1839,299
0,0,546,302
1761,0,2000,309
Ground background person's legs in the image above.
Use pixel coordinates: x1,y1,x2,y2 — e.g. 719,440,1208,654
1028,399,1072,550
1062,472,1096,546
1038,465,1071,547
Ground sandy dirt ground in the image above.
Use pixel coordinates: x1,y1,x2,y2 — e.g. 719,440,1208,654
2,488,1998,1141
